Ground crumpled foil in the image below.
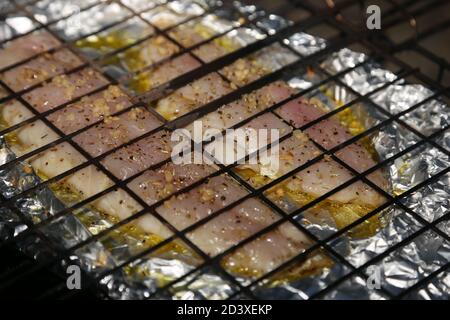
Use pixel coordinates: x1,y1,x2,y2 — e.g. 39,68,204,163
0,10,37,43
0,0,449,300
26,0,99,24
49,1,133,41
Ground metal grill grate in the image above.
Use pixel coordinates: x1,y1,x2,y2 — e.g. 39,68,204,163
0,0,449,300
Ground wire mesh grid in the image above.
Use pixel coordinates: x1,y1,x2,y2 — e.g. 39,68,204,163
0,0,448,300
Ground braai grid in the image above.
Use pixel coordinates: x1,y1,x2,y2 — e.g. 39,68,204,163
0,0,449,300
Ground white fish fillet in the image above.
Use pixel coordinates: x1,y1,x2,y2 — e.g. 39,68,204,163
131,53,201,93
155,72,232,120
23,68,109,112
123,35,180,72
0,31,60,69
47,85,133,134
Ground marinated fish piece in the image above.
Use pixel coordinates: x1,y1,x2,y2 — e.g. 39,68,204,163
275,86,388,189
152,42,296,122
73,107,161,157
4,87,165,179
79,15,245,96
0,31,60,69
1,97,63,158
30,142,87,179
47,85,133,134
193,37,237,63
67,9,242,100
24,68,109,112
156,174,249,230
282,139,384,208
167,14,235,48
203,199,313,275
241,132,318,182
287,158,384,208
1,99,34,129
3,118,62,157
205,113,292,165
121,0,163,13
128,162,217,206
101,130,173,180
120,35,180,72
3,100,124,205
155,72,232,120
143,53,200,85
1,48,84,92
129,53,200,93
168,21,212,48
185,81,295,137
193,27,266,63
219,43,298,87
156,174,313,274
234,84,388,235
